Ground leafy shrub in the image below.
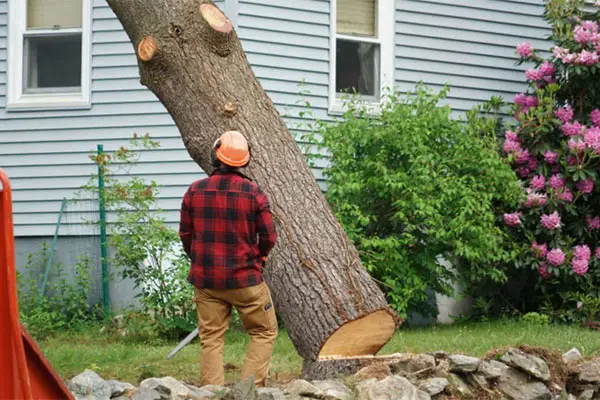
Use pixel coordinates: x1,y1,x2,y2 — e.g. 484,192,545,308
521,312,550,325
82,135,196,340
17,243,100,340
497,0,600,323
306,85,521,317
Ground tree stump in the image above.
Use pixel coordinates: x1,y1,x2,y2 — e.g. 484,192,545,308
105,0,400,367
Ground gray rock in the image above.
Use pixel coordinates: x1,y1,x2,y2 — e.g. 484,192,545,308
418,378,448,396
578,361,600,383
200,385,229,396
496,368,552,400
478,360,507,380
466,373,489,390
312,380,353,400
257,387,285,400
500,348,551,382
578,389,595,400
563,348,584,364
390,354,436,376
356,376,431,400
68,370,112,400
129,387,163,400
447,373,472,397
106,380,135,398
223,376,258,400
284,380,323,398
448,355,481,373
428,351,449,360
141,376,204,399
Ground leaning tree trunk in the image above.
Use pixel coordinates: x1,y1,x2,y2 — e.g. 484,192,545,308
106,0,400,372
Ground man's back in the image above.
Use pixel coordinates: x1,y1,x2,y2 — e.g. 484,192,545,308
179,170,276,290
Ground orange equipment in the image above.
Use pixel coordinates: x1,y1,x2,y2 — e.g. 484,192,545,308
0,168,74,400
214,131,251,167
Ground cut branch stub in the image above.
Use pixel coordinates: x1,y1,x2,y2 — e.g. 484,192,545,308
137,36,158,62
200,3,233,33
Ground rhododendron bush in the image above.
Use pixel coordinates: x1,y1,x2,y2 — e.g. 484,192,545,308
500,0,600,321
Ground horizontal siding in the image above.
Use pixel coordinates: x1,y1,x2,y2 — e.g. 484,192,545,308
395,0,551,111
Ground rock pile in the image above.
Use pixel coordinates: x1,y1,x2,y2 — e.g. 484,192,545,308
67,347,600,400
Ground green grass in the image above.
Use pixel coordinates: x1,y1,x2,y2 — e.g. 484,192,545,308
40,320,600,386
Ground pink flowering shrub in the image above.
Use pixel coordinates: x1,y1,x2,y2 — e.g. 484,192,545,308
498,0,600,321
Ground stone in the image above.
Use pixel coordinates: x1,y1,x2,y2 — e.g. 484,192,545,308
578,389,595,400
418,378,448,396
67,370,112,400
200,385,229,396
356,376,431,400
466,373,489,390
563,348,584,364
496,368,552,400
106,380,135,397
355,363,392,380
312,380,353,400
284,380,324,398
129,387,163,400
478,360,507,380
257,387,286,400
447,373,472,397
448,355,481,373
391,354,437,376
578,361,600,384
499,348,551,382
428,351,449,360
223,376,258,400
141,376,205,399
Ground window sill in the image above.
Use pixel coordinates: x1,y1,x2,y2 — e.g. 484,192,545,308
7,93,91,112
328,100,382,117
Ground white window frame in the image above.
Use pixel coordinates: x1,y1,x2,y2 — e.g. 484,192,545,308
7,0,92,111
329,0,395,115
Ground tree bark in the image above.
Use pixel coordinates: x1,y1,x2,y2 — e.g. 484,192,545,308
105,0,400,364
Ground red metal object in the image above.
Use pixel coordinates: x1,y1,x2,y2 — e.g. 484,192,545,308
0,169,74,400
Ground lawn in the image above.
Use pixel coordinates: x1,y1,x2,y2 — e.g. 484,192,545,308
41,320,600,386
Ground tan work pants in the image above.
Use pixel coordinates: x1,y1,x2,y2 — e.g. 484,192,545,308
193,282,278,387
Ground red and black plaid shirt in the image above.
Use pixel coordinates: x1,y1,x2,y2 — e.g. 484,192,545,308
179,171,277,289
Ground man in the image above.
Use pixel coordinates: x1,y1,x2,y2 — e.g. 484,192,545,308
179,130,278,387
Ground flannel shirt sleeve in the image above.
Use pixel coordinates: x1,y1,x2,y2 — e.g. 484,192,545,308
179,187,193,257
255,188,277,259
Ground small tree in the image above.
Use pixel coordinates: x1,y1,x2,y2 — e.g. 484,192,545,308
500,0,600,322
309,85,521,317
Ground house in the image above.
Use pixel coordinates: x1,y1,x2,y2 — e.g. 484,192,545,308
0,0,552,307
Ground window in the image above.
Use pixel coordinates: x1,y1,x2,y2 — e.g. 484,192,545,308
7,0,91,110
329,0,394,114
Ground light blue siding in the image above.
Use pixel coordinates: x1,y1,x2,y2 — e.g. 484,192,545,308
1,0,553,237
395,0,550,111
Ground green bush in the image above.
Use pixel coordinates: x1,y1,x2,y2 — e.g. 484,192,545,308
17,243,101,340
307,85,522,317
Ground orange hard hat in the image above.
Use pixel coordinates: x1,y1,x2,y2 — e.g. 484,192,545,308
213,131,250,167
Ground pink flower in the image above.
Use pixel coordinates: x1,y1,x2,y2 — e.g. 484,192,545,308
526,69,542,81
596,247,600,259
582,20,599,33
562,121,585,136
554,46,569,59
532,242,548,258
578,301,584,310
528,157,539,171
575,26,594,44
586,215,600,230
526,96,538,108
539,61,555,77
505,131,519,141
517,166,531,178
557,188,574,202
549,174,565,190
514,93,528,107
576,177,594,194
571,258,589,276
517,42,533,58
530,175,546,190
563,53,578,64
555,105,574,123
569,138,586,153
541,211,561,230
525,191,548,207
504,212,522,227
574,244,592,261
544,150,559,164
503,139,522,154
539,262,551,279
577,50,599,66
568,156,579,166
547,249,565,266
584,126,600,153
516,149,530,165
591,109,600,126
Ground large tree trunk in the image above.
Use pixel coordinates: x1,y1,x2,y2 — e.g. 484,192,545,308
105,0,400,367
